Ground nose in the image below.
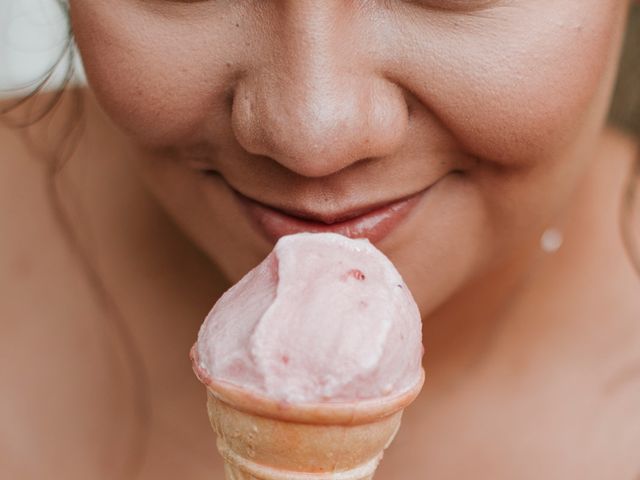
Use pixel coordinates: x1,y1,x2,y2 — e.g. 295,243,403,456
230,5,408,178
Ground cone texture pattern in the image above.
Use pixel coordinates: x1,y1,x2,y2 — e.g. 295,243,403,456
207,392,403,480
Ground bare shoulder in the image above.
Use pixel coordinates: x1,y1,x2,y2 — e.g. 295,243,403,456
0,91,68,289
0,93,53,296
0,88,93,341
0,87,99,334
0,89,115,476
0,88,100,374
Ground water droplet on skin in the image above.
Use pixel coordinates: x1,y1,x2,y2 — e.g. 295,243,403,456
540,228,563,253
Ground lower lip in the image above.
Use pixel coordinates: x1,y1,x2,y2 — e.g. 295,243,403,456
234,188,429,245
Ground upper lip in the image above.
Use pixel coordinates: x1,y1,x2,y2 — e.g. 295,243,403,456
231,187,425,225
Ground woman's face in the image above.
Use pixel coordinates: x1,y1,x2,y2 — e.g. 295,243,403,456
70,0,631,317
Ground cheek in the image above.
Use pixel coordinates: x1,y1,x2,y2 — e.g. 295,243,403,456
69,3,239,146
395,1,627,165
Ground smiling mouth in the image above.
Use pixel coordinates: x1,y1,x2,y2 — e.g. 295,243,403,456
229,185,434,244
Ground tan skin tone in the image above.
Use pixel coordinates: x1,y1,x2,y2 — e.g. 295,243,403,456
1,0,640,478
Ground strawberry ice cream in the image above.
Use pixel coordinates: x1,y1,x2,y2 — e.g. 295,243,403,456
193,232,424,404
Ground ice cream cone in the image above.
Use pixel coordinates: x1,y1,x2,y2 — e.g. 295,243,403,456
193,347,425,480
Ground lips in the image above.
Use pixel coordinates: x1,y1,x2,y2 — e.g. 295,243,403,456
232,187,430,244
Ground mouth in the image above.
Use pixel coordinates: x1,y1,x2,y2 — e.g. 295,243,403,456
230,185,434,244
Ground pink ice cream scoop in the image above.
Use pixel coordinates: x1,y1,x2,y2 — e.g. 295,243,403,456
194,232,424,404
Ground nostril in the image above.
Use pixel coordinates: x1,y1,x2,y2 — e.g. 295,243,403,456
224,90,234,113
202,169,220,177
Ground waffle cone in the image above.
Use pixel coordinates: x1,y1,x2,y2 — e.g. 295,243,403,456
193,347,424,480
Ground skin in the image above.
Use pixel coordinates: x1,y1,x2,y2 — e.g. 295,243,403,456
69,0,631,314
1,0,639,478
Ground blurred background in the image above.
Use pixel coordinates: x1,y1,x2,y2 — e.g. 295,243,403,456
0,0,85,98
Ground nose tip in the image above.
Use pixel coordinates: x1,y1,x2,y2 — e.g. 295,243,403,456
231,74,408,178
